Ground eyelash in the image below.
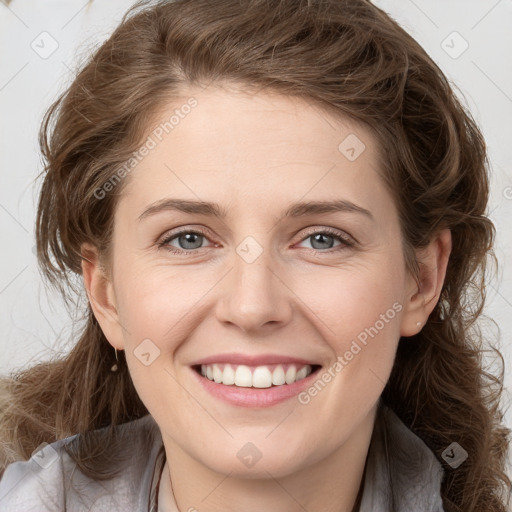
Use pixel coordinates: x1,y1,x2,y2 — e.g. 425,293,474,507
157,227,355,256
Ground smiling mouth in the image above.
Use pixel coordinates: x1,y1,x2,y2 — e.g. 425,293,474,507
192,363,322,388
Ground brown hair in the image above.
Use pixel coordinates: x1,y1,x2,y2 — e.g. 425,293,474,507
1,0,510,509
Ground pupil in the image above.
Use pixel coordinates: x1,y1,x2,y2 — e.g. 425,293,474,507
312,233,332,249
181,233,202,249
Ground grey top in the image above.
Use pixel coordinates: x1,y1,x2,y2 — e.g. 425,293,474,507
0,404,445,511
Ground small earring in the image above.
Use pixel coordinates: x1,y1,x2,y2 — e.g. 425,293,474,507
416,321,422,327
110,348,119,372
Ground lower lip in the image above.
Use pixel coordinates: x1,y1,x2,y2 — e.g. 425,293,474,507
191,366,320,408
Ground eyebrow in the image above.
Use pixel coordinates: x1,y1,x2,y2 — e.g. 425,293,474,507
138,198,374,222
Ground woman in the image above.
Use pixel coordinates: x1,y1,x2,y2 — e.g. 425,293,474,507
0,0,510,510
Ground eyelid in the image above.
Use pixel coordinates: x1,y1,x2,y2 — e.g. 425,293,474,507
297,225,357,247
157,226,216,248
157,224,357,255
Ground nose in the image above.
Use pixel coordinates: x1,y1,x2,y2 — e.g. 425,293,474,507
215,244,294,334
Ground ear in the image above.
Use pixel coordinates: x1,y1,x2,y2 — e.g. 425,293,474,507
400,228,452,337
81,243,125,350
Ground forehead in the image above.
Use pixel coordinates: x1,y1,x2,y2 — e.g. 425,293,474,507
118,86,391,218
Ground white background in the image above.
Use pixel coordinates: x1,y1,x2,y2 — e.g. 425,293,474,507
0,0,511,469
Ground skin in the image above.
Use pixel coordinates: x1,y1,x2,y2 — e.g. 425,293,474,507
82,84,451,512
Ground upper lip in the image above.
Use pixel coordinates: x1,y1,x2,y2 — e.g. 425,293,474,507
190,353,321,367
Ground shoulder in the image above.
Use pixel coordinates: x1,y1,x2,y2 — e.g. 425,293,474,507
0,415,162,512
359,403,446,512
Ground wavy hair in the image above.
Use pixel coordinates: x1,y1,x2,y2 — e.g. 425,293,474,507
0,0,510,510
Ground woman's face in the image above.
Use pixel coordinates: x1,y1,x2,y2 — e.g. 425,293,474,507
92,85,424,477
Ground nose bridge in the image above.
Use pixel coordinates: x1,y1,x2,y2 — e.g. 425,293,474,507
215,234,293,332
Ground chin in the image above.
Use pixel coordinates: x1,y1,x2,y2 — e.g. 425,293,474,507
195,443,316,480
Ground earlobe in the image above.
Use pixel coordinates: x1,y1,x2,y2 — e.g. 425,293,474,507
81,243,125,350
400,229,452,337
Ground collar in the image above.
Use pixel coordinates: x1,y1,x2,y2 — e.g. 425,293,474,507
358,403,445,511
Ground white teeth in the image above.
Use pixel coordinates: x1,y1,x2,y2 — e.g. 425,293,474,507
252,366,272,388
234,365,252,387
199,363,313,388
212,364,223,383
296,366,309,381
222,364,235,385
271,365,286,386
285,366,297,384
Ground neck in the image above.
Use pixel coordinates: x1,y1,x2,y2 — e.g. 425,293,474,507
159,405,377,512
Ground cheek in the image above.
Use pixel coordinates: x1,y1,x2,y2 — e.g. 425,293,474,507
113,262,207,344
114,264,199,414
289,258,405,407
291,256,405,342
329,281,403,355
